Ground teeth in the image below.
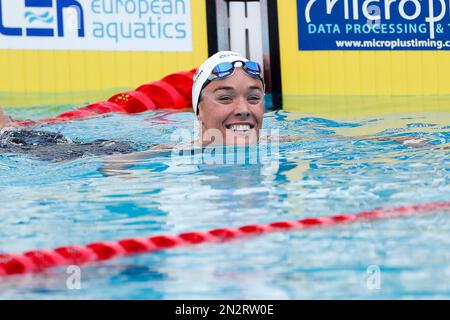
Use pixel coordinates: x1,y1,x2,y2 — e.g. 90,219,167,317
229,124,251,132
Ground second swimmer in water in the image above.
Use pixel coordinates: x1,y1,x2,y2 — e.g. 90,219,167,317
0,106,136,162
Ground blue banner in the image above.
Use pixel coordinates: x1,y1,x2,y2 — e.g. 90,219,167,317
298,0,450,50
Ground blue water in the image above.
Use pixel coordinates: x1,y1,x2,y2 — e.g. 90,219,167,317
0,109,449,299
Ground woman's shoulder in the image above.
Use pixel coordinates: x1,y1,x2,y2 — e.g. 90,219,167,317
260,135,310,143
148,140,201,151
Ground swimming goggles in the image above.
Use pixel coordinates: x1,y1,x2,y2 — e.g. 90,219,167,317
196,60,265,115
207,60,264,84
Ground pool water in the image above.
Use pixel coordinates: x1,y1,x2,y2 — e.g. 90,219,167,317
0,108,449,299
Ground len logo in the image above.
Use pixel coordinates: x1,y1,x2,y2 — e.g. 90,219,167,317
0,0,84,37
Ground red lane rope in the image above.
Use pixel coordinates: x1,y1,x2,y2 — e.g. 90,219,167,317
13,68,198,127
1,201,449,277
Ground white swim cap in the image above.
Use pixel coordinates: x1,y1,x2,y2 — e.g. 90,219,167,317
192,51,249,115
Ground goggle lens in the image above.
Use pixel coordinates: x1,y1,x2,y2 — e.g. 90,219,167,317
210,60,262,80
197,60,264,115
243,61,261,75
211,62,234,77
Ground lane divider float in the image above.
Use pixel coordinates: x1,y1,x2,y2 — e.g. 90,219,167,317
1,201,449,277
13,68,197,126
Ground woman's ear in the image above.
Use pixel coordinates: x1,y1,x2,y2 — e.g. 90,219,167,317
196,103,203,122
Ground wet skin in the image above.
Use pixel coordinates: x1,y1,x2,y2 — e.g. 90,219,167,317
197,68,265,146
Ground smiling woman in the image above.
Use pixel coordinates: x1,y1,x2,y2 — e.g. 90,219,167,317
197,70,264,146
98,51,432,177
193,51,266,146
98,51,268,175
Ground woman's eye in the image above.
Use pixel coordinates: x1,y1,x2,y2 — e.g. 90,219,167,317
218,96,232,102
248,96,261,103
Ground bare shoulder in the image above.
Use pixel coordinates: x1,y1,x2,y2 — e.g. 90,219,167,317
260,134,428,147
260,135,311,143
148,142,178,151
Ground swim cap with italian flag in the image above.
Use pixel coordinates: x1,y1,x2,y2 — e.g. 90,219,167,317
192,51,248,115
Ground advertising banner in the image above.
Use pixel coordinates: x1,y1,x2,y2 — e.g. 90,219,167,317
298,0,450,50
0,0,192,51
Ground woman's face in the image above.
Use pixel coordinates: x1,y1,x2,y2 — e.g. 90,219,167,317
197,68,265,146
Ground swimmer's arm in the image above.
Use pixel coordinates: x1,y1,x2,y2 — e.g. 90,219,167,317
271,134,429,147
99,142,177,176
352,134,429,147
260,135,313,143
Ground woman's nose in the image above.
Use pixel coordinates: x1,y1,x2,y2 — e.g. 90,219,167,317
234,99,251,118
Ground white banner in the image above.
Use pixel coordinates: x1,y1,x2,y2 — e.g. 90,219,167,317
0,0,192,51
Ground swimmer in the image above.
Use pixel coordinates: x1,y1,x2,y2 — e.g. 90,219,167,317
193,51,265,146
100,51,269,175
2,51,263,164
100,51,430,176
1,50,430,166
0,105,136,162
